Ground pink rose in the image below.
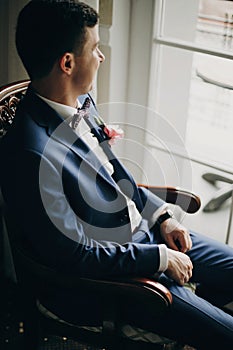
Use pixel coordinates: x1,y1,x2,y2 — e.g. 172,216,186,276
103,125,124,146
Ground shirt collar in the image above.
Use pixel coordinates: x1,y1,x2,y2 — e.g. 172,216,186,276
36,94,82,120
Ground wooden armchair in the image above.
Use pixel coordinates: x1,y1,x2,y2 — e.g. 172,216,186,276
0,80,201,350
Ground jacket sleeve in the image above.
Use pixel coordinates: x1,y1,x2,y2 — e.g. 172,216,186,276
2,149,161,279
137,185,166,221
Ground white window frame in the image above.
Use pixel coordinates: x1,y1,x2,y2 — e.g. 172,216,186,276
146,0,233,176
144,0,233,245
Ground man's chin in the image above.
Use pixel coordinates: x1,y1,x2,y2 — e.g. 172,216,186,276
83,84,93,95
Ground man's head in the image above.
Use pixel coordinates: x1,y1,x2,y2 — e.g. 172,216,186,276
16,0,100,81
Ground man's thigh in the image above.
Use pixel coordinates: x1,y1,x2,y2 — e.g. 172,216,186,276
156,275,233,349
187,231,233,290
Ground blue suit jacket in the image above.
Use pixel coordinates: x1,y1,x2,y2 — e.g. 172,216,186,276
0,86,166,280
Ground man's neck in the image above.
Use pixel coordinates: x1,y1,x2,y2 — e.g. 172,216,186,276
32,77,79,108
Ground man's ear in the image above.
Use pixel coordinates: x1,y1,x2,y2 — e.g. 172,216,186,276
59,53,75,75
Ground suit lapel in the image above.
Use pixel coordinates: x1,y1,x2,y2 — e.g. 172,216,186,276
21,87,116,186
22,87,142,208
104,144,144,211
79,94,144,211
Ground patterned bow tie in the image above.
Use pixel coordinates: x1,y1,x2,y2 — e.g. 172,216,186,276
71,97,91,129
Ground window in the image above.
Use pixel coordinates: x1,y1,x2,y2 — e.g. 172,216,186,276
146,0,233,176
144,0,233,244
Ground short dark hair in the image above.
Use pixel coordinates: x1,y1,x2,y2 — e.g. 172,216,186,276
16,0,98,80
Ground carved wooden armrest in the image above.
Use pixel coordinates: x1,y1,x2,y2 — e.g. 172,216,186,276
14,247,172,329
37,275,172,340
8,234,172,314
29,262,172,313
138,184,201,214
77,275,172,310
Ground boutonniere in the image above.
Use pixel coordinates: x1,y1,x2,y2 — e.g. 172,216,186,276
94,115,124,146
103,124,124,146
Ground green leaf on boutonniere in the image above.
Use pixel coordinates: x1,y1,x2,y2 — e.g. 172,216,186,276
94,115,105,126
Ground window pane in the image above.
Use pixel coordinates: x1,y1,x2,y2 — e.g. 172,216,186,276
161,0,233,52
151,0,233,173
186,52,233,172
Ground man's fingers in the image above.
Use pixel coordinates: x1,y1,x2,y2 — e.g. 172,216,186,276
179,231,192,253
166,249,194,286
167,238,179,251
161,218,193,253
176,235,186,252
187,233,193,251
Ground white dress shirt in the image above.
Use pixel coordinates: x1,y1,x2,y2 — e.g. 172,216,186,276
37,94,168,272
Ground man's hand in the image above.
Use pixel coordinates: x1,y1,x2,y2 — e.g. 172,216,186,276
160,217,192,253
165,248,193,286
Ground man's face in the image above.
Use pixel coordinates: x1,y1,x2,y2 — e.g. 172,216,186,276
72,25,105,95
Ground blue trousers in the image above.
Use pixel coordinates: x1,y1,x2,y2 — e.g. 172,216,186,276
127,231,233,349
42,230,233,349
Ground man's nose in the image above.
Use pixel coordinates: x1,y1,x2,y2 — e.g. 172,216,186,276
98,48,105,62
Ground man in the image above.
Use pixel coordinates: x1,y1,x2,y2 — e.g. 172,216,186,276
0,1,232,348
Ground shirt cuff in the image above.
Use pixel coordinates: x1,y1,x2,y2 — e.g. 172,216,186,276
158,244,168,272
149,203,169,226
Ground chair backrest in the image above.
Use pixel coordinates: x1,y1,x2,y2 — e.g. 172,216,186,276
0,81,30,281
0,80,30,137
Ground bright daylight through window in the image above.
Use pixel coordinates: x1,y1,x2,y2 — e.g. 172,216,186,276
187,0,233,173
150,0,233,174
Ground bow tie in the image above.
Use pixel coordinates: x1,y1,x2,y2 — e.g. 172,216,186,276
71,97,91,129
